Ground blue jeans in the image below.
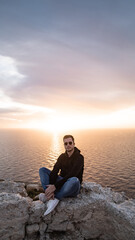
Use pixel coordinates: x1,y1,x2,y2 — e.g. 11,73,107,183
39,167,80,200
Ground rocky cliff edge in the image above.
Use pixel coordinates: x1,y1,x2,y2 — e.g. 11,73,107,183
0,180,135,240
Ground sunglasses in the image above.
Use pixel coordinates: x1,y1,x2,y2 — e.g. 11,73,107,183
64,141,73,146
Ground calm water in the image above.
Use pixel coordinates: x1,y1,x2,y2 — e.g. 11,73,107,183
0,129,135,198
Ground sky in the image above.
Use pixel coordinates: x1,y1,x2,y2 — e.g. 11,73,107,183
0,0,135,132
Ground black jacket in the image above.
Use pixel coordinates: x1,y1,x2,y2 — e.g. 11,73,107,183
50,147,84,189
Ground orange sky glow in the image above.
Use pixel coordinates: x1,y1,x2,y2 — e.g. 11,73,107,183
0,1,135,133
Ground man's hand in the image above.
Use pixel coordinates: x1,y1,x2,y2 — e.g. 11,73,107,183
45,185,56,200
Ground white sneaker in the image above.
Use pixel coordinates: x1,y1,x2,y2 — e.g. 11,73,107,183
44,198,59,216
39,193,47,203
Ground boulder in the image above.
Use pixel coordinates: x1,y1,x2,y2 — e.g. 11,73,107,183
0,192,31,240
0,180,28,197
26,183,43,199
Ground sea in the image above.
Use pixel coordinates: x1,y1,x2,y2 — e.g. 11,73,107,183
0,128,135,199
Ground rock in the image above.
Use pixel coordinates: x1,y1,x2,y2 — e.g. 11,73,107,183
39,222,47,240
28,200,46,224
26,183,43,199
0,180,28,197
0,192,31,240
0,180,135,240
26,223,39,235
39,222,47,233
26,183,43,192
82,182,128,203
25,223,40,240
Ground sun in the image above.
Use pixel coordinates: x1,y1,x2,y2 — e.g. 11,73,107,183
22,106,135,133
37,115,80,134
25,112,86,133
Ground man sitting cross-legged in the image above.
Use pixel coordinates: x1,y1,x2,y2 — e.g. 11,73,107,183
39,134,84,216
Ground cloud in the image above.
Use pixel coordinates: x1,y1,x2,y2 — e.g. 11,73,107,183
0,55,26,89
0,0,135,129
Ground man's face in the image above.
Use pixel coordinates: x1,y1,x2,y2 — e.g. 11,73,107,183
63,137,75,152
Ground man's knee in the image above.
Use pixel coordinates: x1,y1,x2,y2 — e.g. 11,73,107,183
66,177,80,191
62,177,80,196
68,177,80,185
39,167,47,176
39,167,51,176
39,167,44,174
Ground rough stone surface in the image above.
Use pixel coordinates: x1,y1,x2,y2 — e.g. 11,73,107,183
0,192,30,240
0,180,28,197
26,183,43,199
26,183,43,193
0,180,135,240
28,200,46,224
26,223,39,235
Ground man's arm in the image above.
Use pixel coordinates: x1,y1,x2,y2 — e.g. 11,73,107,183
49,156,62,184
45,185,56,200
44,156,62,200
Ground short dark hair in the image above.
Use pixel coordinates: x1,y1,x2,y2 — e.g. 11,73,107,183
63,135,74,142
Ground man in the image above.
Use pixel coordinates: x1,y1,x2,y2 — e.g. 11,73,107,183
39,135,84,216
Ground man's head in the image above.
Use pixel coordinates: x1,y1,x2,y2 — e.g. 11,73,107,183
63,135,75,153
